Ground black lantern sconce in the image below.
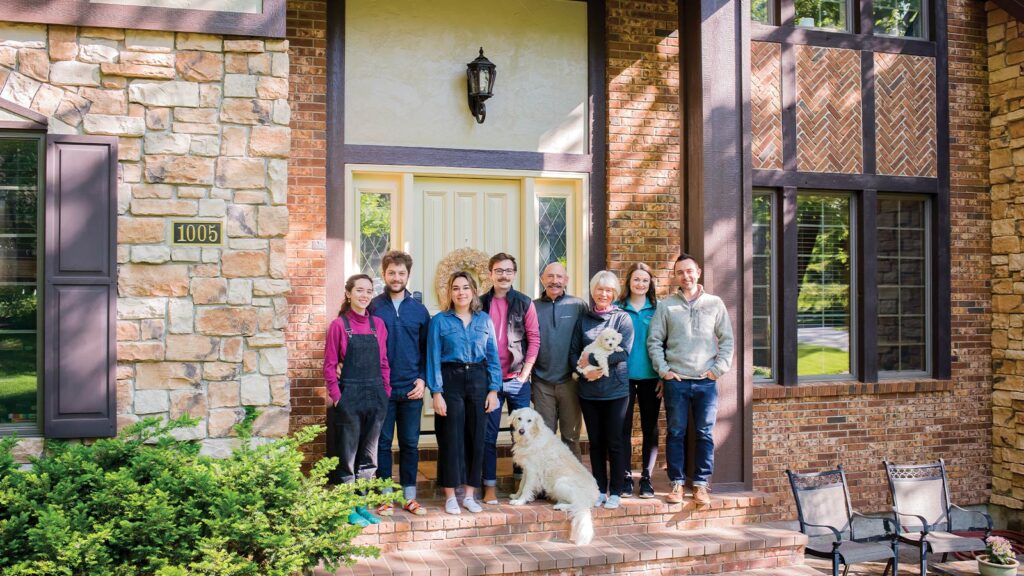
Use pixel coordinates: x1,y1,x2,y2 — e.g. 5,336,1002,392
466,48,496,124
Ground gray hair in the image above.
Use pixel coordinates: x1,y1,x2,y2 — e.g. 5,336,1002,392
589,270,621,301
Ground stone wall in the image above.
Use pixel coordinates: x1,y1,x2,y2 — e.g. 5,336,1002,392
0,21,292,458
988,2,1024,521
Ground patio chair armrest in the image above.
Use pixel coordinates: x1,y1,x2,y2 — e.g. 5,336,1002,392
894,509,931,534
851,511,896,536
949,504,992,532
801,521,844,542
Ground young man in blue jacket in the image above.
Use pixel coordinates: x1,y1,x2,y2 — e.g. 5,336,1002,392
369,250,431,516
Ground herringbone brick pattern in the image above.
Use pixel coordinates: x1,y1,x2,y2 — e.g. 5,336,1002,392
795,45,863,173
751,41,783,170
875,52,937,177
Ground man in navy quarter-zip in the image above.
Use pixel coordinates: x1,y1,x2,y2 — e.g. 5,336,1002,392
369,251,431,516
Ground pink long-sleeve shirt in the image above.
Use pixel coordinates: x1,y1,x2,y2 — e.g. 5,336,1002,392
488,297,541,379
323,310,391,404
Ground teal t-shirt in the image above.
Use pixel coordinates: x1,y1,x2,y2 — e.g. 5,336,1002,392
621,299,658,380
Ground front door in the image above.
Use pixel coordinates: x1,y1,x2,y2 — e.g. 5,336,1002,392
408,177,521,435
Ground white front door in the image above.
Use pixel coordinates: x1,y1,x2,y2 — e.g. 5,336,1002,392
408,177,522,313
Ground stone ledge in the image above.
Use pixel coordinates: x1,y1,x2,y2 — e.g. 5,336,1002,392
753,379,956,400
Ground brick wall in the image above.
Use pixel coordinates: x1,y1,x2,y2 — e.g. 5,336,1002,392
754,0,992,518
605,0,680,289
795,46,863,174
283,1,328,459
875,53,937,177
751,41,783,171
988,3,1024,517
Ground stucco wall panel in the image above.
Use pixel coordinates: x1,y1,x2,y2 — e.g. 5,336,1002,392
344,0,588,154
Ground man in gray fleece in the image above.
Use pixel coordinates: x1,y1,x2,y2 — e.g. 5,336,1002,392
647,253,734,506
532,262,587,458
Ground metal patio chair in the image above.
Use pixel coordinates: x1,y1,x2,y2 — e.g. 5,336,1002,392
787,465,899,576
884,459,992,575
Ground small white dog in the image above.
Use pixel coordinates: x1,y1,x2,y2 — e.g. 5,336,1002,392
508,407,600,546
574,328,624,380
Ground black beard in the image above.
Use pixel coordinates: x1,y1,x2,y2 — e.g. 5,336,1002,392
387,284,407,295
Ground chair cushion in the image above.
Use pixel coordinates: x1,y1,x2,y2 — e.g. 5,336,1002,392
805,540,895,564
899,531,986,553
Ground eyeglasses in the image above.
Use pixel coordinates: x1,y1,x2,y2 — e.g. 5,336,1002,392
492,268,516,276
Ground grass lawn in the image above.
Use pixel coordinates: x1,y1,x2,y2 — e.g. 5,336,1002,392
797,343,849,376
0,335,37,423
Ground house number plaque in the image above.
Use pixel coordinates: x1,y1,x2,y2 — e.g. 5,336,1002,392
171,221,223,245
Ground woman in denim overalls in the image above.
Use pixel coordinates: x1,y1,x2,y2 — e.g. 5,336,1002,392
323,273,391,527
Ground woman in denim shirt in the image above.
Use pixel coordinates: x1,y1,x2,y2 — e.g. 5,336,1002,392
426,271,501,515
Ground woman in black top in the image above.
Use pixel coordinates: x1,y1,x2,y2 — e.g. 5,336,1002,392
569,270,634,511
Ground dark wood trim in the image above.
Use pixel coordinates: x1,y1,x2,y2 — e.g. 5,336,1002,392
740,0,755,494
781,42,798,172
752,169,939,193
857,190,879,382
343,145,593,173
587,0,608,279
754,378,955,399
0,0,285,37
992,0,1024,24
325,0,346,317
779,187,799,386
932,0,951,380
681,0,704,256
859,0,874,35
750,24,936,55
780,0,795,27
0,98,49,130
683,0,748,490
862,50,877,175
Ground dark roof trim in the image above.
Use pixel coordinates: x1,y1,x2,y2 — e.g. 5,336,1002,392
0,0,286,38
992,0,1024,23
0,97,48,131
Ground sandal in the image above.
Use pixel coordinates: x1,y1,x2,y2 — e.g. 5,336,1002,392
403,499,427,516
377,502,394,517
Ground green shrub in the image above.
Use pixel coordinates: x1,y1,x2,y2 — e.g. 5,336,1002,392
0,416,395,576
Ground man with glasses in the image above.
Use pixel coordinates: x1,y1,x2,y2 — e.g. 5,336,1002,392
479,253,540,504
647,253,734,506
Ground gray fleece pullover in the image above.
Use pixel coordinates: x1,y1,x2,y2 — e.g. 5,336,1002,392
647,287,735,379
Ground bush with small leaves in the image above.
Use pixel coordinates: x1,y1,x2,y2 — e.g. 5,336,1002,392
0,414,396,575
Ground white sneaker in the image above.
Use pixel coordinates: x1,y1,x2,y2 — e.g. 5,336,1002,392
445,497,461,515
604,495,621,509
462,497,483,513
595,493,607,507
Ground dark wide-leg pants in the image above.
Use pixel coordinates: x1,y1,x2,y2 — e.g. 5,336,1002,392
435,363,488,489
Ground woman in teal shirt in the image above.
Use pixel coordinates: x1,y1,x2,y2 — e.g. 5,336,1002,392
618,262,660,499
426,271,501,515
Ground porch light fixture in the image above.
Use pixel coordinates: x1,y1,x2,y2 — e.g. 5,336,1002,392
466,47,496,124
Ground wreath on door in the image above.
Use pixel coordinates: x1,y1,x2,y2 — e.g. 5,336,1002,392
434,247,492,308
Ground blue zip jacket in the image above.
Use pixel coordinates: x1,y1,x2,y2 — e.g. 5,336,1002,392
620,298,658,380
426,310,502,394
368,291,430,394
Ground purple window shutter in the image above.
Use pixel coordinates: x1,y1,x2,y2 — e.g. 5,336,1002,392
43,135,118,438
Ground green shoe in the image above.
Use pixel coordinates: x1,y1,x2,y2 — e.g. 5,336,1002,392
348,511,370,527
355,505,381,525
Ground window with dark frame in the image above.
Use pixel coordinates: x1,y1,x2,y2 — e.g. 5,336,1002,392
752,192,774,381
0,136,42,433
754,190,934,384
749,0,927,39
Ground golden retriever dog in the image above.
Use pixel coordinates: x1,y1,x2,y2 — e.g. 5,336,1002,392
508,407,599,546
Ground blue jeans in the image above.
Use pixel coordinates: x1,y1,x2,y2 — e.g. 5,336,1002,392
483,379,532,485
664,378,718,487
376,387,423,490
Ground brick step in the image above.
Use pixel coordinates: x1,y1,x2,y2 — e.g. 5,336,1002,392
733,566,823,575
328,525,808,576
354,489,777,553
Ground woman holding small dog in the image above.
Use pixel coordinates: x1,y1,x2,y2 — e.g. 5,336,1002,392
569,270,634,510
618,262,661,499
426,271,502,515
